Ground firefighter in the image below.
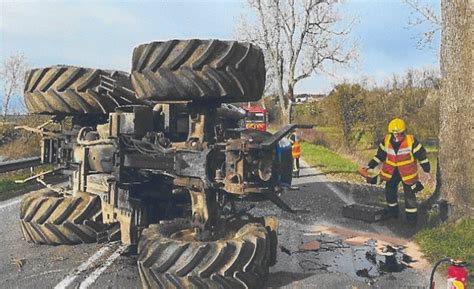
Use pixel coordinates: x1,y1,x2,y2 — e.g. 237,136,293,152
290,132,301,177
365,118,431,224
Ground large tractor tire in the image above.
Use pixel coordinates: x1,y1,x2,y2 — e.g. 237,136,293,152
24,65,137,115
19,188,103,245
131,39,266,103
137,221,272,289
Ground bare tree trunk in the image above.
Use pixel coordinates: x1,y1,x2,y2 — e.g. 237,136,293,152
276,72,288,124
439,0,473,218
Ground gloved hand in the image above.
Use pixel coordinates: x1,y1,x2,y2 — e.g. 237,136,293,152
358,166,381,185
411,181,424,194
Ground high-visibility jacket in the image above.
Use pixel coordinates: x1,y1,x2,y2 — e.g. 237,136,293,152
380,134,418,185
291,141,301,158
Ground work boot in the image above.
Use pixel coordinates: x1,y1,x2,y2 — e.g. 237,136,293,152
382,206,399,220
405,212,418,225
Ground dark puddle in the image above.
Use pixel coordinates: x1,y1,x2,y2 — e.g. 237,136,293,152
288,234,415,285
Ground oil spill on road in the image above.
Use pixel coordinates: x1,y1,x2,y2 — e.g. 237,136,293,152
290,233,416,285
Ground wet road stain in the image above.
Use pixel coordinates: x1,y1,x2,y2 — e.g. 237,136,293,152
286,233,416,285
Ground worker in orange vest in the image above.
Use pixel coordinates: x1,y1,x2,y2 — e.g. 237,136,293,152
290,132,301,177
365,118,431,224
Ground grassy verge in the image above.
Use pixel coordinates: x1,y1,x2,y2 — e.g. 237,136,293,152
0,165,53,196
300,141,359,182
0,179,27,194
0,169,35,195
415,218,474,281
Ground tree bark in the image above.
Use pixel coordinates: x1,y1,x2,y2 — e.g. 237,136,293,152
439,0,473,218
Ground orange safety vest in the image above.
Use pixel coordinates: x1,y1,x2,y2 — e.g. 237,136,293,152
292,141,301,158
380,134,419,185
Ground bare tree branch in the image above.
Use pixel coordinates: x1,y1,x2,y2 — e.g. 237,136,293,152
0,53,29,122
235,0,357,122
402,0,441,49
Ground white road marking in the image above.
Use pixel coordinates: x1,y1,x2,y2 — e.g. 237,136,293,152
24,269,64,280
0,197,22,210
54,246,111,289
78,245,128,289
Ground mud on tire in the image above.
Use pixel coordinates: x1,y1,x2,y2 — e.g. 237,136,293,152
131,39,266,103
19,188,103,245
137,221,272,289
24,65,137,115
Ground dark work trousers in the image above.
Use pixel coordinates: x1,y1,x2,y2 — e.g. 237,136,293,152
385,169,417,220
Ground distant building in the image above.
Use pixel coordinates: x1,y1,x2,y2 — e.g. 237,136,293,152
293,94,326,103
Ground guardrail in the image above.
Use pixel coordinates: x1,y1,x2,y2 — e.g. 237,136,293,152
0,157,42,174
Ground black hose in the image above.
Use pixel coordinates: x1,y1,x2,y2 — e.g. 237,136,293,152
429,258,452,289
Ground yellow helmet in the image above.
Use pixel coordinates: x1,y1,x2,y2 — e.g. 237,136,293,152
388,118,406,133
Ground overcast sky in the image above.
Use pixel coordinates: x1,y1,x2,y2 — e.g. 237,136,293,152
0,0,440,95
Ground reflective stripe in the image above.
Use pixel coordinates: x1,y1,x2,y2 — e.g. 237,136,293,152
386,157,415,167
405,208,418,213
406,135,414,148
381,171,392,179
413,143,422,153
373,157,381,164
388,203,398,207
384,135,391,148
386,148,396,155
379,143,386,152
420,159,429,164
411,183,417,190
397,148,412,154
402,172,418,182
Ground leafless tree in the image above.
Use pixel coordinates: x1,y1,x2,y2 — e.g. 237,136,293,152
437,0,472,218
0,53,28,122
235,0,357,123
404,0,473,219
403,0,441,48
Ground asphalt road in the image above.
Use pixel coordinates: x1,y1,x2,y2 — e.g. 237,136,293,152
0,163,438,289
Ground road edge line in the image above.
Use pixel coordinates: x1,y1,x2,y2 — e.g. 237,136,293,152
54,246,111,289
78,245,128,289
0,197,22,210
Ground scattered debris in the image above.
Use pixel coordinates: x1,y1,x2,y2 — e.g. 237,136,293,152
298,240,321,251
280,245,292,256
342,203,385,222
50,256,66,262
344,236,370,246
292,229,419,284
10,256,25,271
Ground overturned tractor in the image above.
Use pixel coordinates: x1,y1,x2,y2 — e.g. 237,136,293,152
19,39,303,289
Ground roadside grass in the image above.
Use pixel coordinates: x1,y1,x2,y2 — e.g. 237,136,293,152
0,179,26,194
415,218,474,281
0,165,53,196
300,141,359,182
0,169,35,195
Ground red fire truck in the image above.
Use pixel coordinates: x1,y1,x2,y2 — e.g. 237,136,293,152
244,105,268,132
